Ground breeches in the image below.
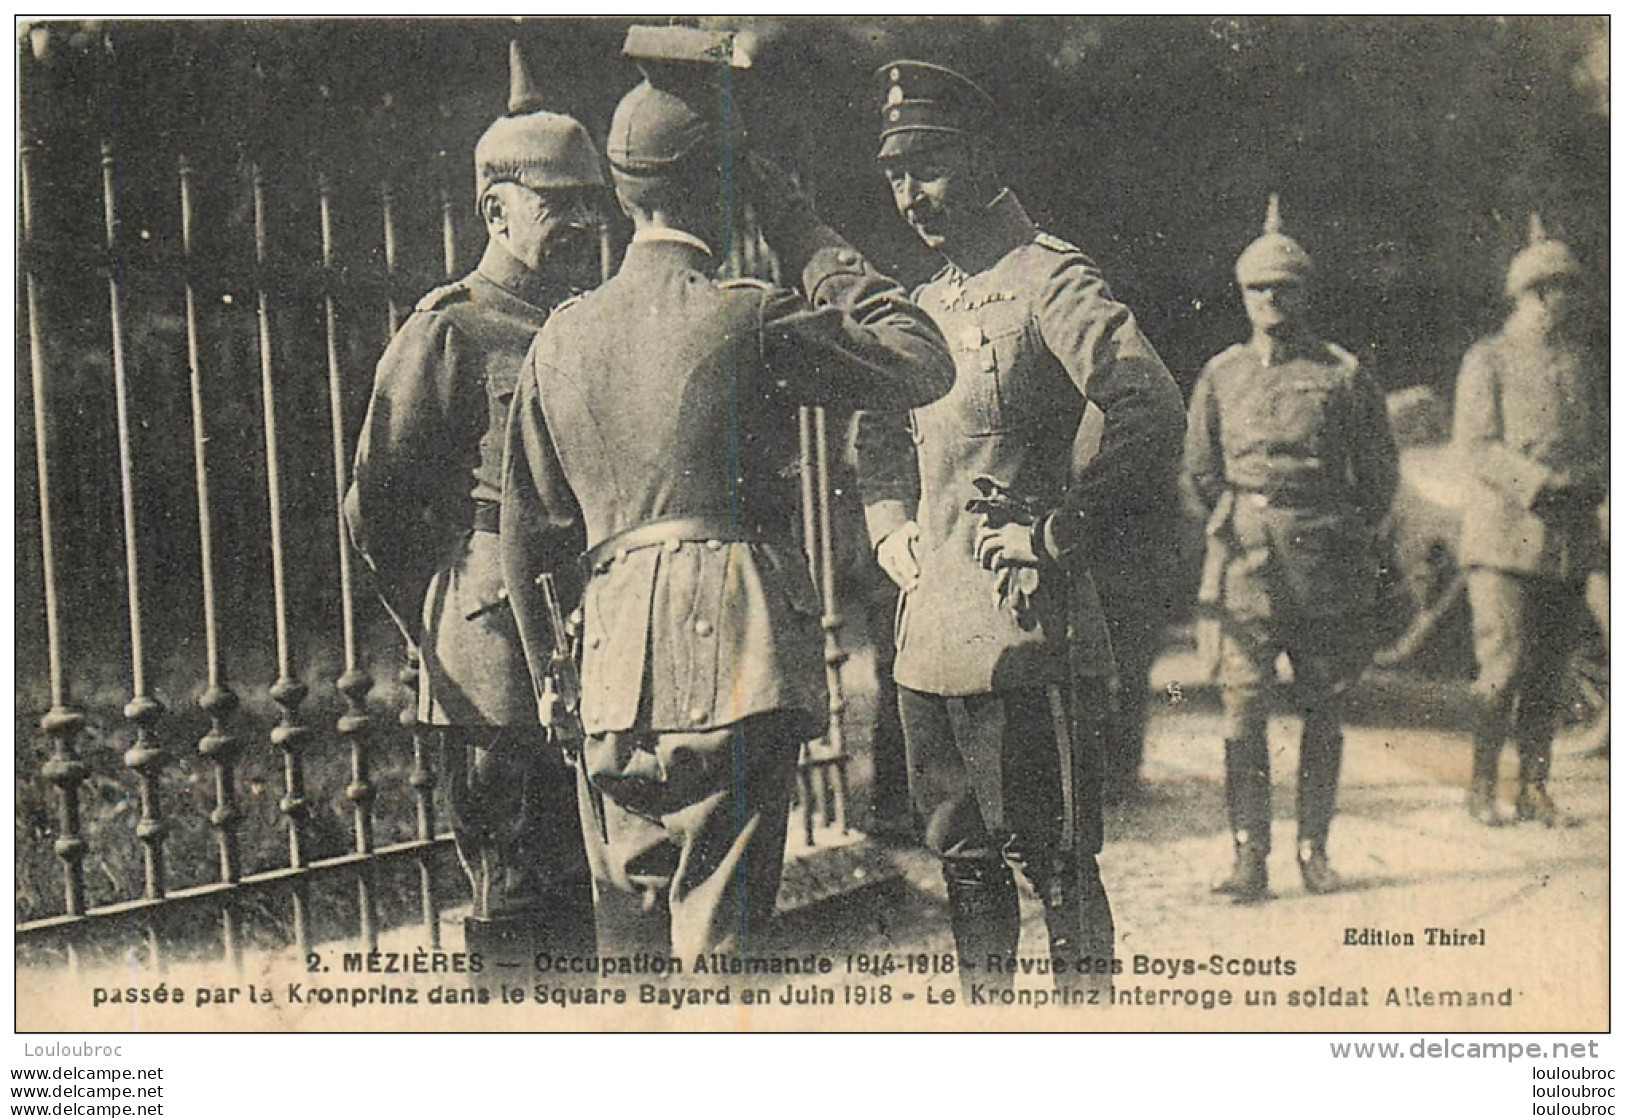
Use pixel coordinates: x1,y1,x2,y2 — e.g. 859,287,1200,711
576,712,804,962
1217,616,1363,742
438,725,588,920
898,682,1107,873
1467,569,1586,754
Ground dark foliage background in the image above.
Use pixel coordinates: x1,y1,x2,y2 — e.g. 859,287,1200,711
14,17,1609,919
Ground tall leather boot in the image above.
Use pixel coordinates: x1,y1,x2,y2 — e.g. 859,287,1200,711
1213,737,1271,903
942,859,1020,996
1467,708,1507,827
1296,715,1344,894
1514,743,1560,826
1028,853,1114,999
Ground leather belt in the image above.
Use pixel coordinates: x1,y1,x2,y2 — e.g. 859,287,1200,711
580,512,780,576
1232,486,1339,512
472,499,501,534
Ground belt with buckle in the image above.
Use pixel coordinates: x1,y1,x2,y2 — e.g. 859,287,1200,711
580,512,781,576
471,499,501,534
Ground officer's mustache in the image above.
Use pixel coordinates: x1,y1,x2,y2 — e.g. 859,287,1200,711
905,200,946,229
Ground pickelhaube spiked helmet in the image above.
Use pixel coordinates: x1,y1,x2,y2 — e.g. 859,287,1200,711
1235,194,1313,287
474,42,605,204
1505,213,1582,297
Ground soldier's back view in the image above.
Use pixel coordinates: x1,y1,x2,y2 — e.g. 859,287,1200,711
501,32,952,961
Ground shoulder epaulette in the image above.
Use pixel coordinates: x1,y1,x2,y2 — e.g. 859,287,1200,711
1324,341,1360,370
718,276,775,292
1208,343,1252,371
414,280,472,313
549,291,589,317
1034,231,1083,255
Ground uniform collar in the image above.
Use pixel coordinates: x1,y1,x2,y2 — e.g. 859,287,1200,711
1248,329,1318,367
622,227,715,274
476,241,555,308
942,188,1038,277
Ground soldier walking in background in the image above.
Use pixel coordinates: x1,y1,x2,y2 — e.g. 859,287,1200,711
500,35,952,962
1454,217,1606,826
858,61,1184,995
344,46,603,954
1183,197,1399,903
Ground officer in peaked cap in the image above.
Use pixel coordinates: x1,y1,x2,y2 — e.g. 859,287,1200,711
1454,215,1604,827
1183,196,1399,902
345,42,604,958
856,59,1184,996
500,27,952,963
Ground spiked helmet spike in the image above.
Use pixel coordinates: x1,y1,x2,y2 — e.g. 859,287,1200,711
473,41,604,207
1505,211,1581,297
507,39,544,115
1235,193,1313,287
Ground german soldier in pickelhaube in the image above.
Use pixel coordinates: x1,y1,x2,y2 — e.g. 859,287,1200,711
1454,216,1605,827
344,44,603,953
1183,196,1399,902
500,28,952,961
857,61,1184,996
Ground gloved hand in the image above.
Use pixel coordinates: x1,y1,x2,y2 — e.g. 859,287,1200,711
1535,472,1606,521
745,152,817,240
876,521,921,592
975,522,1041,570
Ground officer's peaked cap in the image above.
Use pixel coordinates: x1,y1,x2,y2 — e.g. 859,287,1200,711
1505,213,1581,297
608,26,748,177
1235,194,1313,287
475,42,605,204
876,60,996,160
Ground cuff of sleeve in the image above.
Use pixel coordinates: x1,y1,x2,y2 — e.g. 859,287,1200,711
1040,510,1086,565
1516,462,1557,511
803,241,872,306
865,499,913,550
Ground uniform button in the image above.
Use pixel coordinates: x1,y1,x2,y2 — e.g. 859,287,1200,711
690,708,707,725
589,636,601,649
695,619,713,637
615,547,629,564
706,539,723,552
664,537,682,553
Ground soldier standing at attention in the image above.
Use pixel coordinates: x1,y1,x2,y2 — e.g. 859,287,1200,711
857,61,1184,995
345,45,602,953
500,31,953,962
1454,217,1605,826
1183,196,1398,903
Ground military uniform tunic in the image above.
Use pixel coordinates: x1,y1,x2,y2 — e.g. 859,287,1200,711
1455,326,1607,583
1184,336,1398,633
347,243,562,726
501,229,952,958
859,191,1184,697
